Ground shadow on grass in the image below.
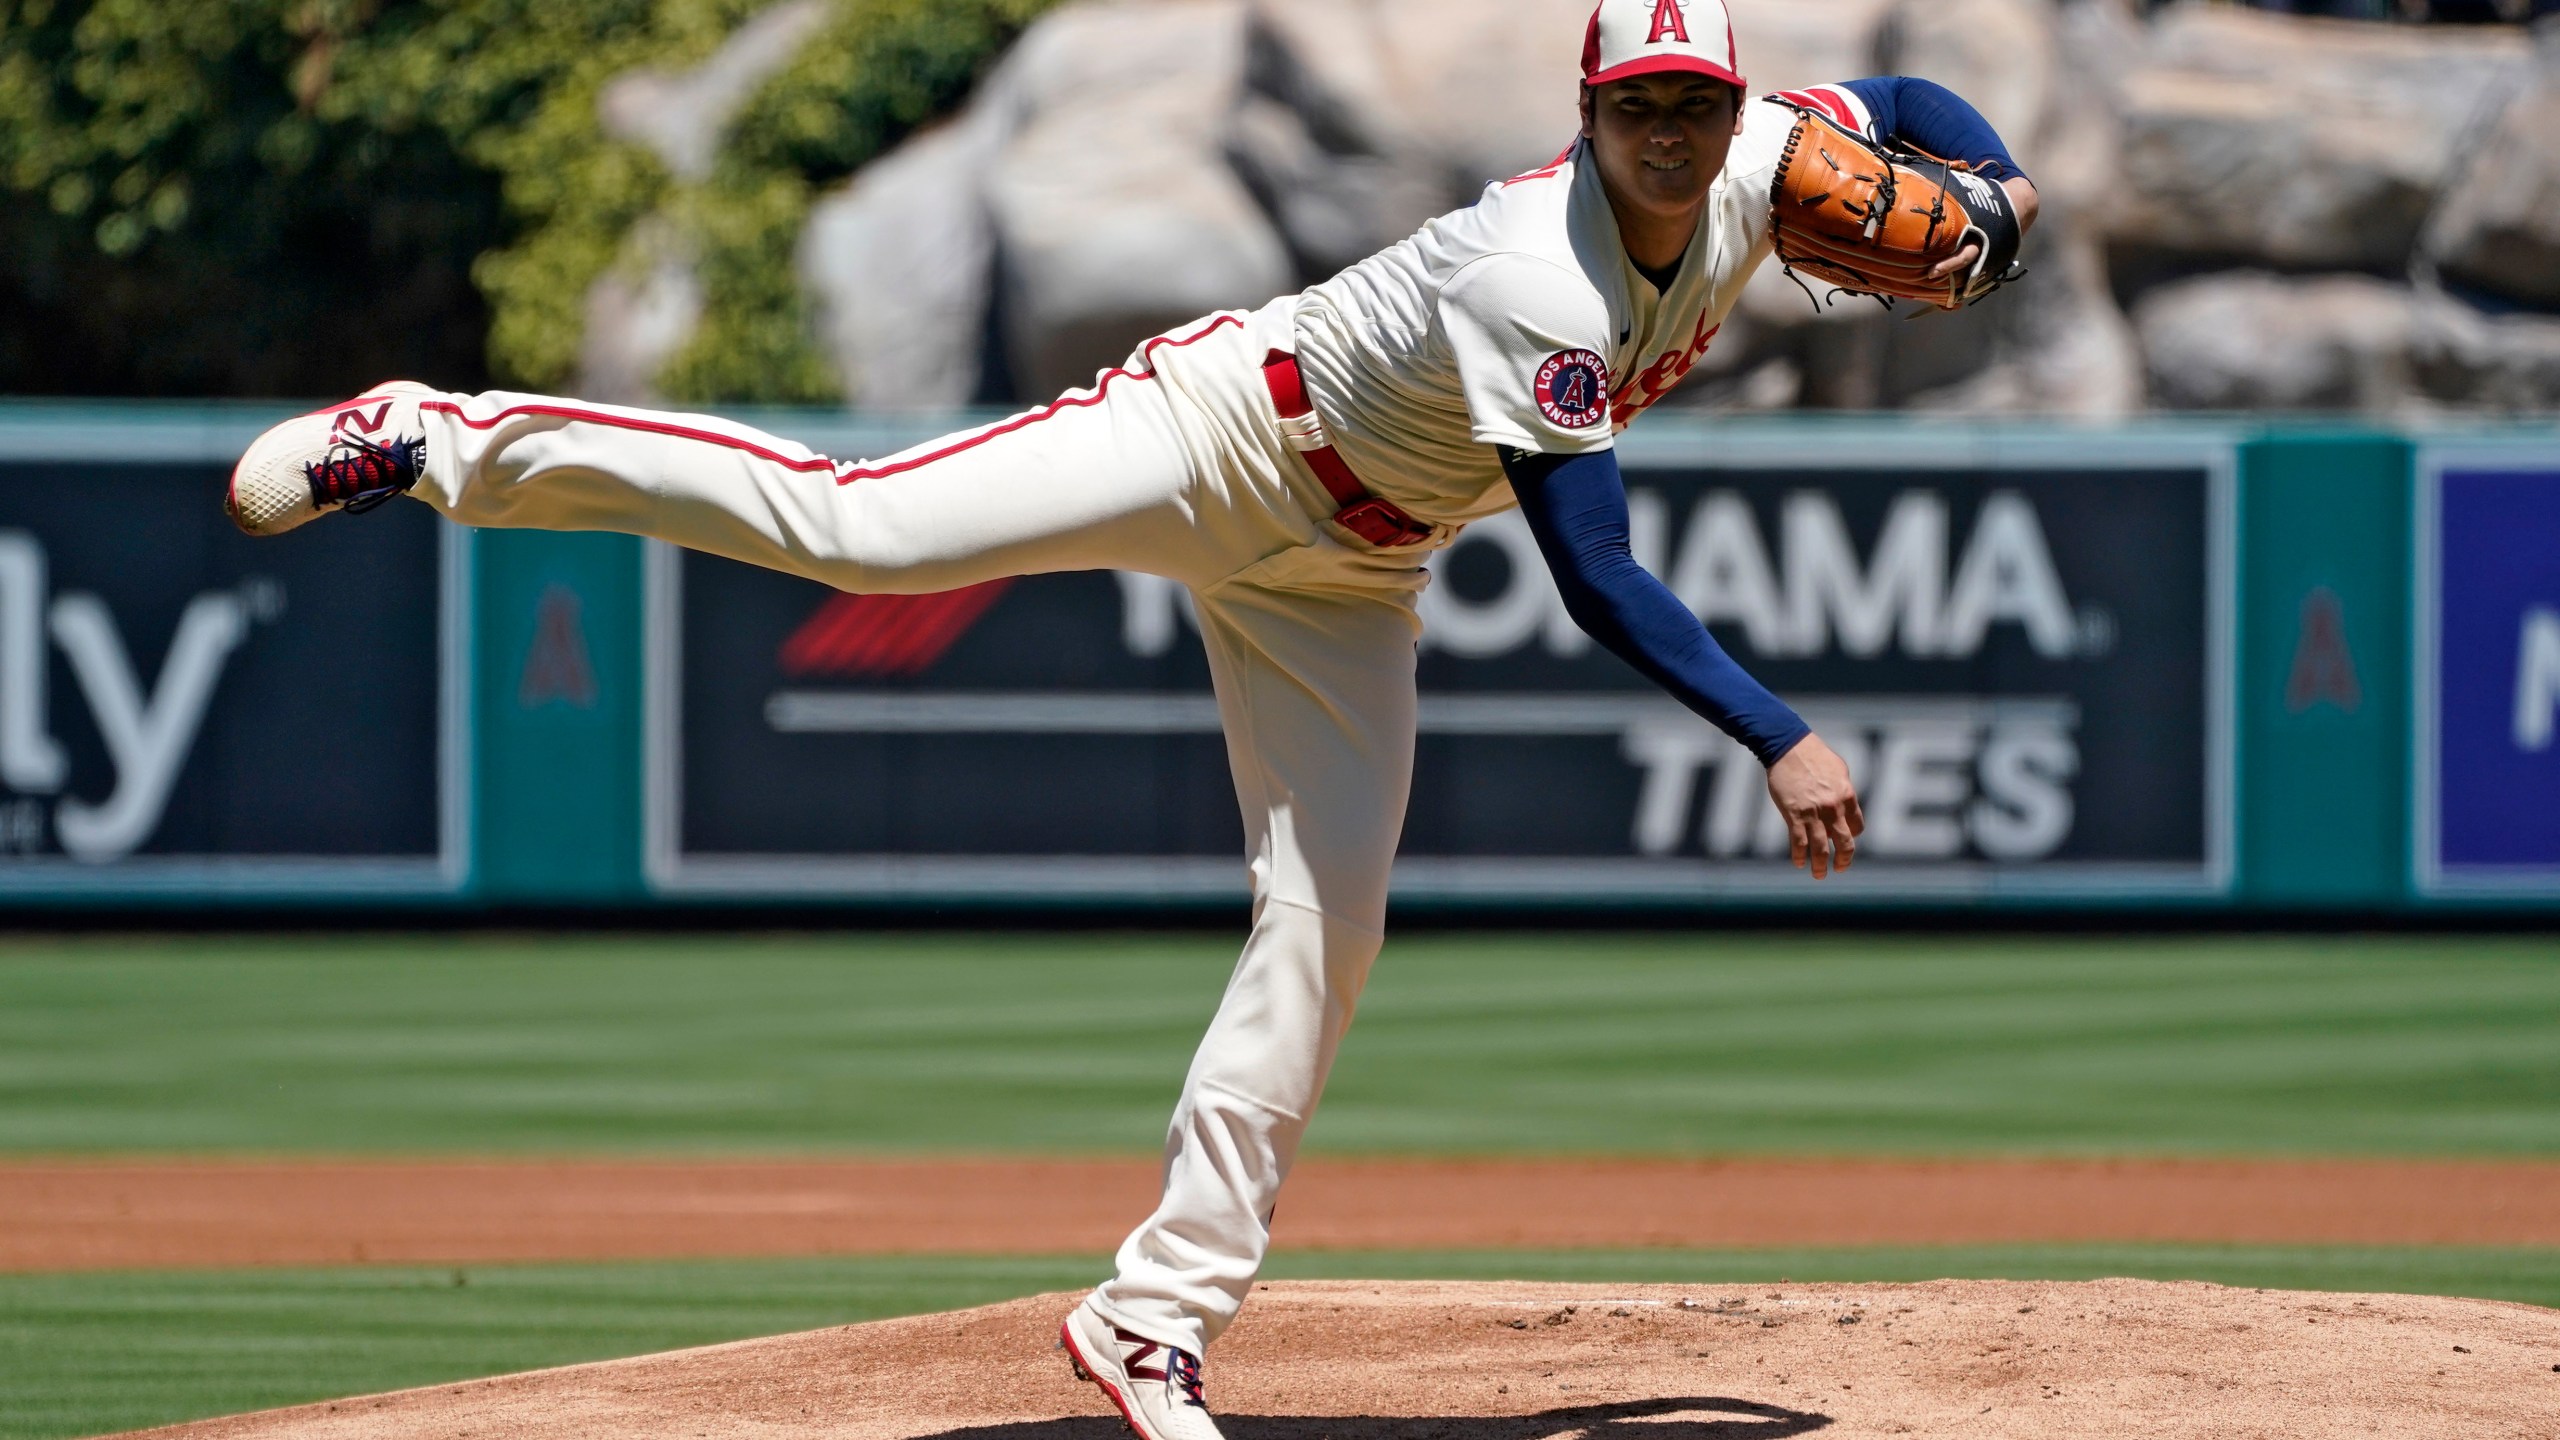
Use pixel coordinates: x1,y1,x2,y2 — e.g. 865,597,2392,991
922,1397,1831,1439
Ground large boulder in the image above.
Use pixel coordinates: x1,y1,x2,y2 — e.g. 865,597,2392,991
2134,272,2419,412
2411,285,2560,411
800,114,1003,411
1231,0,1893,275
1731,0,1898,95
2107,7,2531,270
1223,87,1451,280
805,0,2027,412
1243,0,1588,206
2424,22,2560,310
1872,0,2055,156
1901,225,2143,416
1231,0,1588,277
2134,270,2560,414
985,0,1293,399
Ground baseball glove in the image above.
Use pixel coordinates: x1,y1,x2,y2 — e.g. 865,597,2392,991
1766,100,2025,312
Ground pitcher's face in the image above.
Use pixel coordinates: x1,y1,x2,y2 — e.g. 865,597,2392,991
1580,74,1744,225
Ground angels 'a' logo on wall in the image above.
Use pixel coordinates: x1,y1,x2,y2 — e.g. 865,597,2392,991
1534,350,1609,430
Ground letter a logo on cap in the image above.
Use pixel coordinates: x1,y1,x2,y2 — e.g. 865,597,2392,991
1582,0,1744,91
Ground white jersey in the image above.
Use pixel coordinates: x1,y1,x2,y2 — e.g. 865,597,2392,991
1289,92,1817,528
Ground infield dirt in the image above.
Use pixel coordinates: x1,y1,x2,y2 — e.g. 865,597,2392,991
119,1279,2560,1440
14,1157,2560,1271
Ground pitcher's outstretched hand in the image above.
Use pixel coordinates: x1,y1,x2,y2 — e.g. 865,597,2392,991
1768,734,1864,880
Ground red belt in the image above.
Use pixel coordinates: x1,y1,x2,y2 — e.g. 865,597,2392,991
1260,350,1434,549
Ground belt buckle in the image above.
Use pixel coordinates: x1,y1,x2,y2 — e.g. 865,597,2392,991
1335,498,1433,549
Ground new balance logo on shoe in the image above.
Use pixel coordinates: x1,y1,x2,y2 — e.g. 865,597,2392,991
1059,1301,1224,1440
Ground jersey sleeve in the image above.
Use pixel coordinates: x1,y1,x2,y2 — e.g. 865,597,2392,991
1505,446,1810,766
1717,97,1803,241
1781,78,2029,184
1435,253,1618,456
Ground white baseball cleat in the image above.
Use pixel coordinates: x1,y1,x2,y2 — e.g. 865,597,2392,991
1059,1299,1226,1440
227,381,436,536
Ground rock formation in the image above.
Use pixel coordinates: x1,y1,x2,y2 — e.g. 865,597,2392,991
2422,19,2560,309
601,0,2560,415
2135,270,2560,413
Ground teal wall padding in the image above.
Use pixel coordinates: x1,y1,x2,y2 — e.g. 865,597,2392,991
471,530,648,903
2234,432,2413,907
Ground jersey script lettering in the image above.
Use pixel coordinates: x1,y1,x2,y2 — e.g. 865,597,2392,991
1615,310,1720,421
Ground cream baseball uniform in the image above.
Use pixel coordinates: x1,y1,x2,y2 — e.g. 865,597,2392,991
400,93,1811,1356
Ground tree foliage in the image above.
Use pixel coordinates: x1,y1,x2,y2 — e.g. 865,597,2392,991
0,0,1049,399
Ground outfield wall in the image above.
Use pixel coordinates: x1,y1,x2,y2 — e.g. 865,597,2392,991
0,405,2552,914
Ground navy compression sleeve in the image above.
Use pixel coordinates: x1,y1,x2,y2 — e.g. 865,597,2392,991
1840,76,2028,185
1505,447,1811,767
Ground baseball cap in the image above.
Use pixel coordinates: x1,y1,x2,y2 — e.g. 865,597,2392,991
1580,0,1746,91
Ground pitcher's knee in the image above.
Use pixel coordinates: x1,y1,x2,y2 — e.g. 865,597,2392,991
1182,900,1380,1103
1250,894,1383,974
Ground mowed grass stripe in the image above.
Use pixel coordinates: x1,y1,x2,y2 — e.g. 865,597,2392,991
0,1256,1099,1440
3,1248,2555,1440
0,934,2554,1156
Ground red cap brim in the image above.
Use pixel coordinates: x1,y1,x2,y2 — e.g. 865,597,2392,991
1584,54,1746,89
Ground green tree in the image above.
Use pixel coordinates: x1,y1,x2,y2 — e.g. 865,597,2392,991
0,0,1051,400
0,0,516,394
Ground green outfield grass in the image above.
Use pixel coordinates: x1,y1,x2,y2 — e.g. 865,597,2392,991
4,1247,2555,1440
1,932,2554,1157
4,932,2557,1437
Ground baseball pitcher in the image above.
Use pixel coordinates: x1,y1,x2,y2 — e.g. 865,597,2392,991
227,2,2035,1435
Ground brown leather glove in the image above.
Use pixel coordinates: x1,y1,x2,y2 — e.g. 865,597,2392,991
1767,100,2025,312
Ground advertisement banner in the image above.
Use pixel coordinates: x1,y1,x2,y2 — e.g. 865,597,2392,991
648,432,2231,901
0,451,465,896
2420,449,2560,894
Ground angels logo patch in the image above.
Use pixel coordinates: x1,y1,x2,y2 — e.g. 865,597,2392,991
1534,350,1609,430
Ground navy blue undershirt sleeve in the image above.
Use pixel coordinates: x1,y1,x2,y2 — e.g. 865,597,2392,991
1504,447,1811,768
1839,76,2028,185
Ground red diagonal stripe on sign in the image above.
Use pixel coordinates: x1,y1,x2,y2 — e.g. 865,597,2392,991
797,599,900,675
778,580,1014,679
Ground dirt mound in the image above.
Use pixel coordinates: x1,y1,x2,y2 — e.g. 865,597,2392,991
124,1279,2560,1440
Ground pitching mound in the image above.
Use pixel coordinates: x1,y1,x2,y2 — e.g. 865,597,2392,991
127,1279,2558,1440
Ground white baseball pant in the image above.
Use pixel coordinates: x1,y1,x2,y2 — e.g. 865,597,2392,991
405,296,1438,1355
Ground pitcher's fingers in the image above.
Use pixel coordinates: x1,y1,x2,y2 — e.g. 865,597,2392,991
1925,242,1984,281
1789,811,1811,870
1825,805,1858,871
1843,791,1868,836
